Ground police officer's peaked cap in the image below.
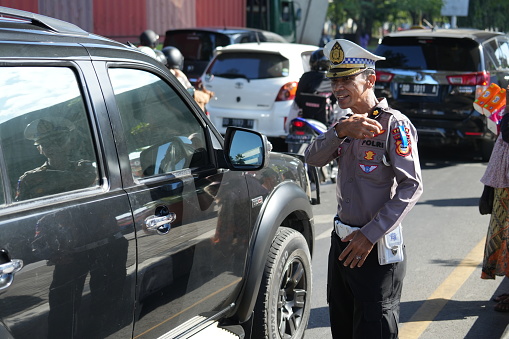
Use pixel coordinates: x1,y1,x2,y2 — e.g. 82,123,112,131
24,117,74,145
323,39,385,78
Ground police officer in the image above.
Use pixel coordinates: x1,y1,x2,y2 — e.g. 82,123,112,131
16,117,97,201
304,39,423,338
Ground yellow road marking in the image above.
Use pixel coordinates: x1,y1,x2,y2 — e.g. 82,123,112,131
399,237,486,338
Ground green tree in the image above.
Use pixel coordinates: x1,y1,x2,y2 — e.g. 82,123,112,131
457,0,509,31
327,0,446,43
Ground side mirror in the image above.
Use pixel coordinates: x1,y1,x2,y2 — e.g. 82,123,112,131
223,127,270,171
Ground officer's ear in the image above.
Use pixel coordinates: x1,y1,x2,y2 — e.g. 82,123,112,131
366,72,376,88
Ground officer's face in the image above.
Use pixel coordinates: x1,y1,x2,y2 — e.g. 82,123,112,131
330,71,374,113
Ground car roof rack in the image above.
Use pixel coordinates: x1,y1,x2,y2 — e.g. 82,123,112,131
0,6,88,36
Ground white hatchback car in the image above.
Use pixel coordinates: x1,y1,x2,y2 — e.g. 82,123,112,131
201,42,318,142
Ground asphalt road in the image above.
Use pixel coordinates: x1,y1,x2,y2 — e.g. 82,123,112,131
304,146,509,339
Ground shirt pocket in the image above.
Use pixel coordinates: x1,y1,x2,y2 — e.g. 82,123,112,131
356,145,393,184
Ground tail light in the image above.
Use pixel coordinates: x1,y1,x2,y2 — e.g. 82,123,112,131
276,81,298,101
375,71,394,83
446,71,490,86
291,119,307,135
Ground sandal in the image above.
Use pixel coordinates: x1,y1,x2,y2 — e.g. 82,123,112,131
493,293,509,302
495,296,509,312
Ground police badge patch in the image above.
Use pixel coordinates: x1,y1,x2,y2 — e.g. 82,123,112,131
359,163,378,173
392,126,412,157
329,41,344,65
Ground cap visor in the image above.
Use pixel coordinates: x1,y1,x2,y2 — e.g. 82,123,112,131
326,68,365,79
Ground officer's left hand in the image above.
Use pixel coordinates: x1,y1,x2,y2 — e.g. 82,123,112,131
338,231,374,268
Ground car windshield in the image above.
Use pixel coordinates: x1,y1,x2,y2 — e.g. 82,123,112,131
375,37,480,72
206,52,290,80
164,31,231,61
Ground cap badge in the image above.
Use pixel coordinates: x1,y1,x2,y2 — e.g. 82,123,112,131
329,41,344,65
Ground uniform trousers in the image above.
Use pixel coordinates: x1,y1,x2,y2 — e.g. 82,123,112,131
327,231,406,339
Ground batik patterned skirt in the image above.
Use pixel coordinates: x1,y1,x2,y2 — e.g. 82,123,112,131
482,187,509,279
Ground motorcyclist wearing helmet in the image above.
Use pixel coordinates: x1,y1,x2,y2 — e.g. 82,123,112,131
162,46,214,112
285,48,338,131
138,30,166,65
296,48,335,97
162,46,193,90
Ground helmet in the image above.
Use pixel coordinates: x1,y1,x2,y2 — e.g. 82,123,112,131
162,46,184,70
154,49,167,65
24,117,74,145
138,46,157,59
310,48,329,72
139,29,159,48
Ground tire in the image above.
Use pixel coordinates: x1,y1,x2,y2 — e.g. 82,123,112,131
252,227,312,339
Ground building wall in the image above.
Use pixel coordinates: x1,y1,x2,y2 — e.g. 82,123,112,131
0,0,245,44
195,0,245,28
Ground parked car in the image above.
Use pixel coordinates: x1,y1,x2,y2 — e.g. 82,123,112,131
0,6,316,339
163,27,287,85
201,42,318,148
374,28,509,160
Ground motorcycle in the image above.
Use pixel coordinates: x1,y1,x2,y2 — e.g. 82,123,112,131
285,92,340,185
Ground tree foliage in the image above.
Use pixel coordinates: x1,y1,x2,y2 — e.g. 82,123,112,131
327,0,509,45
457,0,509,32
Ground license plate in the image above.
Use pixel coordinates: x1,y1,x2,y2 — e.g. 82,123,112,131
285,134,313,144
222,118,254,128
399,83,438,96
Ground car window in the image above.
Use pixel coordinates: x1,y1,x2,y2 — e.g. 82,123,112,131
108,68,210,179
207,52,290,80
376,37,480,71
495,37,509,69
0,66,99,203
483,40,499,71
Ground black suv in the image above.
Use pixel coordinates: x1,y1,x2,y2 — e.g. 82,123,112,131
0,7,315,339
163,27,287,85
374,29,509,160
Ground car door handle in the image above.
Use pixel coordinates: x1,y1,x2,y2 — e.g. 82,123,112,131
0,259,23,291
145,212,176,235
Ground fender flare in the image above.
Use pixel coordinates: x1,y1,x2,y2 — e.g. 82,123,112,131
235,181,314,323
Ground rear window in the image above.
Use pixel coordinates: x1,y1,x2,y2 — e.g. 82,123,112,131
375,37,480,72
164,31,230,62
206,52,290,80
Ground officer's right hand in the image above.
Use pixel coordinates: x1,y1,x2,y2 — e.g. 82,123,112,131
335,113,382,139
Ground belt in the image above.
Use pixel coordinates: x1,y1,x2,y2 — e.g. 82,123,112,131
333,218,360,239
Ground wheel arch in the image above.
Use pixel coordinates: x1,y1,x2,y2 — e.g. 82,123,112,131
234,181,314,323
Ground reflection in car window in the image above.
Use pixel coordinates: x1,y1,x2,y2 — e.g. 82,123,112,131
0,171,4,205
207,52,290,79
0,67,99,203
108,68,209,179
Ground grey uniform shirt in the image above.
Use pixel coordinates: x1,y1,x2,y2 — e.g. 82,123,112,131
304,98,423,244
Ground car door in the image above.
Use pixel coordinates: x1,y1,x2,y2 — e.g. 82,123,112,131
0,62,136,338
98,63,253,338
